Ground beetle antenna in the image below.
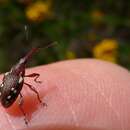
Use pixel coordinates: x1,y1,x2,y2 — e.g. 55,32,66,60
23,41,58,63
38,41,58,50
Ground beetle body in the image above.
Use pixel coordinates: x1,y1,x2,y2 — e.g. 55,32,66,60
0,48,38,108
0,43,56,124
0,71,24,107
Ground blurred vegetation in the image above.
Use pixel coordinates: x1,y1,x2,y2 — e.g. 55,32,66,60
0,0,130,72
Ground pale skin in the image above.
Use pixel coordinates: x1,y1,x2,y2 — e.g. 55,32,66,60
0,59,130,130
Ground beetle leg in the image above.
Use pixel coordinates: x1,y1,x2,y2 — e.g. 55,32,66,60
24,82,47,107
24,73,42,83
19,93,28,125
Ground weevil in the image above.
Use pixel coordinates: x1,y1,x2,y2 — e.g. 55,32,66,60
0,42,56,125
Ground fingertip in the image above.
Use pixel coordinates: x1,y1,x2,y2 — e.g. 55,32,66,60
0,59,130,130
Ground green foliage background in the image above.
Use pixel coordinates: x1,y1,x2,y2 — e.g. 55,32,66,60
0,0,130,72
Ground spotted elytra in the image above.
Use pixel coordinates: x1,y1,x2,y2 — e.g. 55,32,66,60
0,42,57,125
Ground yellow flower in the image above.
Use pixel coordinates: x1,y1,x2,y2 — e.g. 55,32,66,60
93,39,118,63
25,1,52,22
66,51,76,59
